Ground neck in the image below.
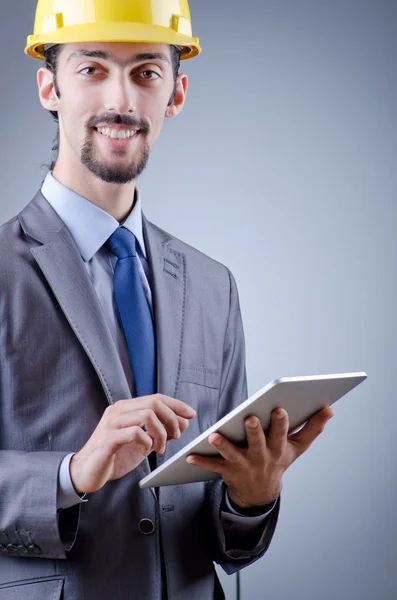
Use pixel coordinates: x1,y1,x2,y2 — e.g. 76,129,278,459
52,158,137,223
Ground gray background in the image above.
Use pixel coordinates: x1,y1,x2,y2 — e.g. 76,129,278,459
1,1,396,598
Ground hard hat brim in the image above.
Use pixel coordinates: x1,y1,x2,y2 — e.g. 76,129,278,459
25,22,201,61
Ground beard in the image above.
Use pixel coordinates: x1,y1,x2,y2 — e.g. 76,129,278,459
81,136,150,184
81,113,151,184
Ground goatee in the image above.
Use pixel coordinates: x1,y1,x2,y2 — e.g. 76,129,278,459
81,135,150,184
81,113,151,183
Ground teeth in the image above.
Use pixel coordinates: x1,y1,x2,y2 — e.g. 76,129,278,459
97,127,136,140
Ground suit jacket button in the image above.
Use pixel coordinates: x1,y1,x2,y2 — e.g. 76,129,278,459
17,544,28,554
6,544,18,554
138,519,155,535
27,544,41,555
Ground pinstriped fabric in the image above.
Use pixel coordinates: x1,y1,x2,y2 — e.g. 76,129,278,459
106,227,156,398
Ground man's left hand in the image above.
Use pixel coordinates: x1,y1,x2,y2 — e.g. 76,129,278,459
186,406,335,509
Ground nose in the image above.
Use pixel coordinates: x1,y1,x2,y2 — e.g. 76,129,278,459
104,73,136,115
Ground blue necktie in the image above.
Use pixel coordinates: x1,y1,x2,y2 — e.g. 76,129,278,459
106,227,156,399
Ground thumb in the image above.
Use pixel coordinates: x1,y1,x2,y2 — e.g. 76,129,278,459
288,407,334,457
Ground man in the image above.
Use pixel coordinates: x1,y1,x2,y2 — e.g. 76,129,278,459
0,1,334,599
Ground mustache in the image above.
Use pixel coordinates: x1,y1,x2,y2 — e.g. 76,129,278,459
87,113,150,134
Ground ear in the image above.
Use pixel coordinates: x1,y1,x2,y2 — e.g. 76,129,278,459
37,67,60,112
165,73,188,118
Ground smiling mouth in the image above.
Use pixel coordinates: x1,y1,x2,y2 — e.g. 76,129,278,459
95,126,139,140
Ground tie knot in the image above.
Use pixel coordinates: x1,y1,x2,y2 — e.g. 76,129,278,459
106,227,137,259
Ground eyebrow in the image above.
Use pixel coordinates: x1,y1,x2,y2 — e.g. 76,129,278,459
66,50,171,67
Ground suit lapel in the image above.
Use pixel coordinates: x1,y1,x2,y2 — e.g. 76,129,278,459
143,217,186,465
19,191,132,406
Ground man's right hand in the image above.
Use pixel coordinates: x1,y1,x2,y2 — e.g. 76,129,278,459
70,394,196,494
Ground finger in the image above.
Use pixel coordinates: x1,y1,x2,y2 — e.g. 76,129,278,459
114,395,196,420
105,410,167,454
245,416,267,458
177,416,190,434
141,410,168,454
266,408,289,456
109,426,153,456
137,397,193,439
186,453,226,475
154,394,196,419
289,407,335,456
143,399,183,440
208,433,244,465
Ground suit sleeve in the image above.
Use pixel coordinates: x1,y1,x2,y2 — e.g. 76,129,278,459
206,267,280,575
0,450,81,559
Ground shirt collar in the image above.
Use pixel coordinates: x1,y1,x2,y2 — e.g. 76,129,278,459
41,172,147,262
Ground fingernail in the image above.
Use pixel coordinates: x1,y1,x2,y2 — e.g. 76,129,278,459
211,435,222,446
276,410,285,419
186,456,195,464
247,417,258,428
175,429,181,439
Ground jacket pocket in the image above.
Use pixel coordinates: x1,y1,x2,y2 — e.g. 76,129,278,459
0,578,63,600
179,366,220,389
178,367,221,432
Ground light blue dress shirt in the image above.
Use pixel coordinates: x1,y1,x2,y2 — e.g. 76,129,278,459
41,172,275,526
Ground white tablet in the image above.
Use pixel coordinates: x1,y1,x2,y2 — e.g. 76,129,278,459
139,372,367,489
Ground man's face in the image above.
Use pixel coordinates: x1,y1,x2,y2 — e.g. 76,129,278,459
43,42,183,183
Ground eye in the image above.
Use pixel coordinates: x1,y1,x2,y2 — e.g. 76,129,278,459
139,70,160,80
80,67,98,75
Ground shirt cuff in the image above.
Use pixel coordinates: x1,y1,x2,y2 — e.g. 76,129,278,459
224,489,277,522
57,453,88,511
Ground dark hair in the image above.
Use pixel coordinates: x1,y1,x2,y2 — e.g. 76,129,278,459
44,44,63,124
44,44,182,124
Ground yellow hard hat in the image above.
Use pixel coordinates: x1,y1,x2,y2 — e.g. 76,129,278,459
25,0,201,61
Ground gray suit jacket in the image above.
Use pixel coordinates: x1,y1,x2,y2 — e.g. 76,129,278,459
0,191,280,599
